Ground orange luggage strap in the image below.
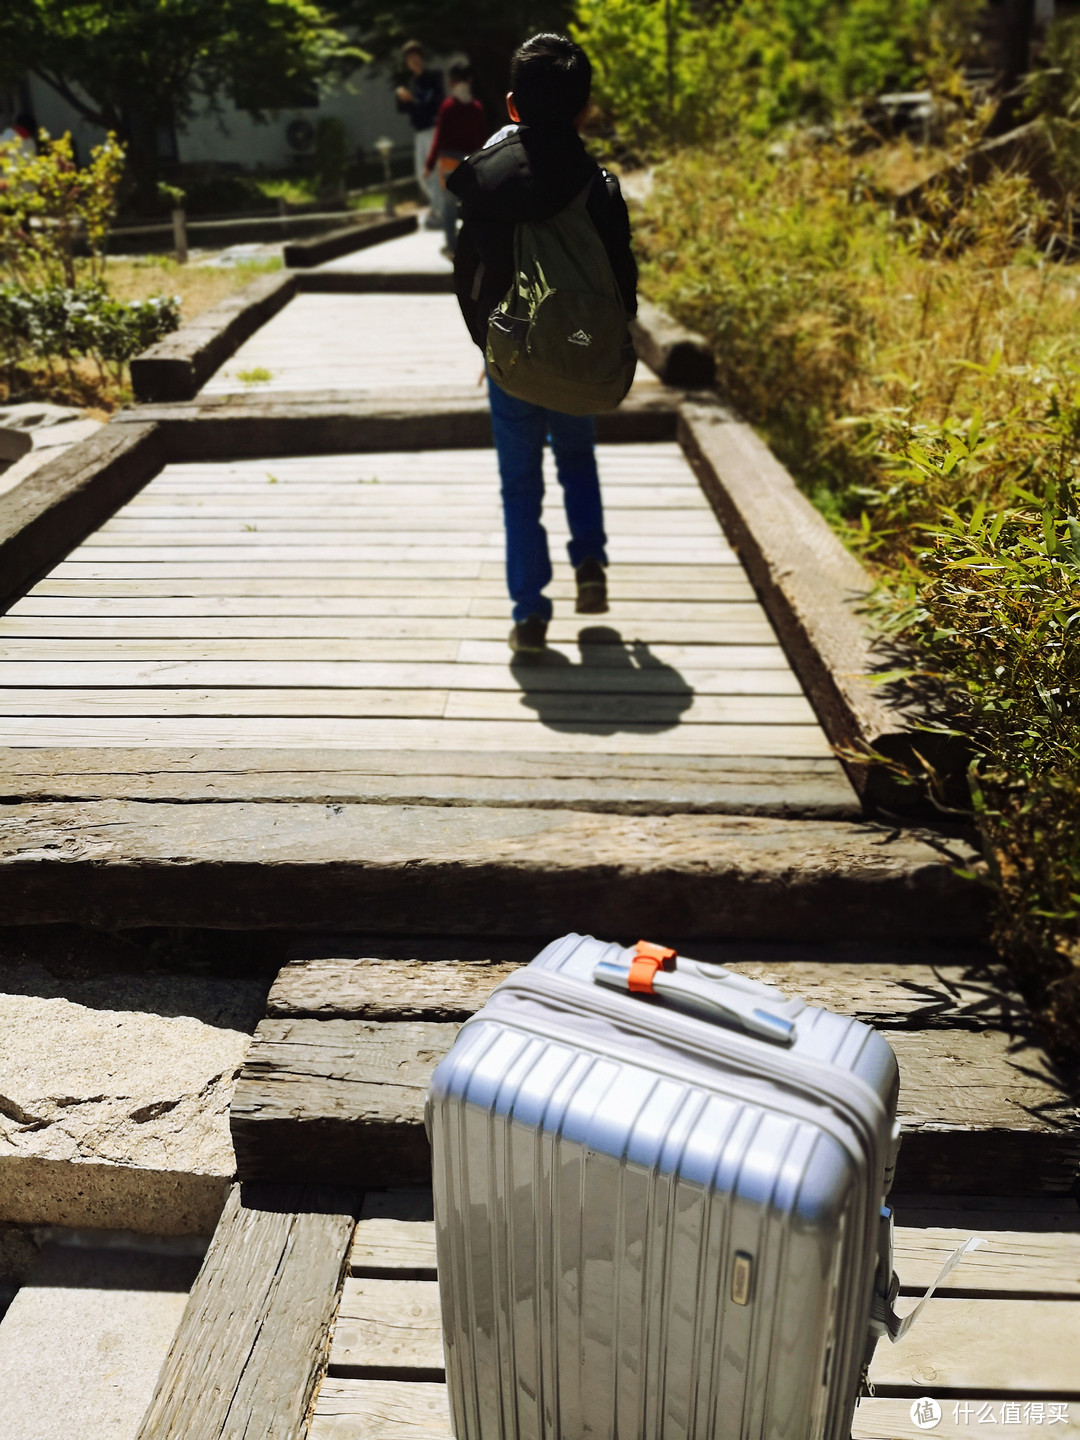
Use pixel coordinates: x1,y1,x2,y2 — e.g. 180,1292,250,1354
627,939,677,994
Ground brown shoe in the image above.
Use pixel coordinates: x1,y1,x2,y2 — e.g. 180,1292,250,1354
575,558,608,614
509,613,549,654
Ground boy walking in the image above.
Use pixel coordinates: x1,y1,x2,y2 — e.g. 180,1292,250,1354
447,33,638,654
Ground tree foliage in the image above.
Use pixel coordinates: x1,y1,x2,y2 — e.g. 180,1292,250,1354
0,0,365,207
335,0,574,110
573,0,985,147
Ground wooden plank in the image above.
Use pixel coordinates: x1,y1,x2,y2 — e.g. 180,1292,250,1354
228,1019,1074,1194
868,1298,1080,1394
134,1181,356,1440
349,1218,436,1277
328,1279,444,1379
0,617,781,647
341,1209,1080,1295
18,577,756,602
87,520,719,540
29,563,743,588
53,544,735,566
110,393,679,461
0,641,783,669
854,1397,1080,1438
0,689,816,728
0,748,857,819
0,602,774,636
892,1196,1080,1234
0,663,802,695
9,580,760,608
0,717,836,755
309,1379,451,1440
351,1195,437,1279
894,1227,1080,1296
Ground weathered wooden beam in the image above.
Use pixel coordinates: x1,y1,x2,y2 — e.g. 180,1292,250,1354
0,422,164,614
296,271,455,295
678,400,966,813
230,1017,1079,1194
130,272,298,403
112,386,680,459
0,748,859,819
631,300,716,390
135,1181,356,1440
283,213,418,268
265,949,1009,1029
0,801,988,938
231,1019,451,1188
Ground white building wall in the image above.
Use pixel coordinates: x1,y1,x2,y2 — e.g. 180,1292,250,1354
176,69,415,169
21,65,423,171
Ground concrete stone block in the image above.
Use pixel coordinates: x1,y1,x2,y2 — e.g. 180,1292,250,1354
0,963,266,1233
0,1240,202,1440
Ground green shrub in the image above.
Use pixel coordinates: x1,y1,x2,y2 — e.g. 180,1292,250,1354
0,130,123,288
0,282,179,379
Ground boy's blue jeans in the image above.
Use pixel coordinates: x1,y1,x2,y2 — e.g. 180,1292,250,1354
487,375,608,625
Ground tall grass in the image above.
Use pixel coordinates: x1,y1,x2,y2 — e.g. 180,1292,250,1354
640,131,1080,1057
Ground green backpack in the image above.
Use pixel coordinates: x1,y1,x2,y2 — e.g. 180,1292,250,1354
485,178,637,416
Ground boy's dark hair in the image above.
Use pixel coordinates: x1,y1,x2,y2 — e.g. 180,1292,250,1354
510,33,591,127
401,40,424,60
448,61,472,85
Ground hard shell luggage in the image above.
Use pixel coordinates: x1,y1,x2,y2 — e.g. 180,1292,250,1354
426,934,906,1440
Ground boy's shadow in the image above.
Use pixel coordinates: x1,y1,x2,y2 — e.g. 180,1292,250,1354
510,625,694,734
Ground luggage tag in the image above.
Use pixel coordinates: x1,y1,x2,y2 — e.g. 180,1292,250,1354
872,1205,988,1344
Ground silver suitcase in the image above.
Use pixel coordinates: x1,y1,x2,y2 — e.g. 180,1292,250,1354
427,934,905,1440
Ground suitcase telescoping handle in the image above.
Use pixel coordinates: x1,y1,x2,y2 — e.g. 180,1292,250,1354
593,942,797,1047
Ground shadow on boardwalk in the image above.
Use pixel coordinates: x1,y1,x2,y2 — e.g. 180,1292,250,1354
511,625,694,734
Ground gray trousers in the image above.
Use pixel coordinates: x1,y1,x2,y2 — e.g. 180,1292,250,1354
414,127,441,221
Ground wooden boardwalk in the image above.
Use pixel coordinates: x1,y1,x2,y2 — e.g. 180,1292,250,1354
0,440,852,807
3,224,1077,1438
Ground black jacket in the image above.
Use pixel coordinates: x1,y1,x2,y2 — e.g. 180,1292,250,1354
447,122,638,350
396,68,444,132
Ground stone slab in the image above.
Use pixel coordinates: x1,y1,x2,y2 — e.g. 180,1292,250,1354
0,1240,201,1440
0,961,264,1232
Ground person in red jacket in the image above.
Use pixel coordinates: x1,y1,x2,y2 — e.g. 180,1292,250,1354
423,63,489,256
